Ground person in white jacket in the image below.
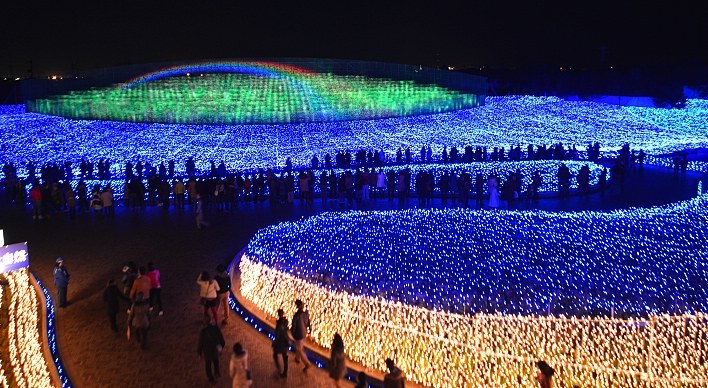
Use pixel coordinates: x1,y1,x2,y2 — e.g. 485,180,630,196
197,271,220,322
376,169,386,197
229,343,252,387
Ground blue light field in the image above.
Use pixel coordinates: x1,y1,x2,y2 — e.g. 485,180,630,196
1,96,707,178
245,192,708,318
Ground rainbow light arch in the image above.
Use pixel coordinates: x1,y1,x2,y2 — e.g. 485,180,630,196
123,61,317,88
122,61,334,119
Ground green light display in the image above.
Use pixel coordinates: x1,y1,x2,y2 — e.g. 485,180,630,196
33,73,482,125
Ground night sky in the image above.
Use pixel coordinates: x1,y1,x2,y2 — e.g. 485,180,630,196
1,0,706,76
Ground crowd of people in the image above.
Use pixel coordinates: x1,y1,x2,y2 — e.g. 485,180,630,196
305,142,594,170
107,261,164,349
5,158,624,223
95,255,407,386
97,260,245,384
1,141,599,186
3,141,672,221
15,163,608,221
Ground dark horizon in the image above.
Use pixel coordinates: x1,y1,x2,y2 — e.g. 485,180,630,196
1,0,706,77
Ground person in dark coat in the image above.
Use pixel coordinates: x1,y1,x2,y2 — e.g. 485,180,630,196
536,360,555,388
272,309,289,378
355,371,368,388
329,333,346,387
53,257,70,307
103,279,125,333
384,358,405,388
197,315,226,383
291,299,311,371
475,173,485,209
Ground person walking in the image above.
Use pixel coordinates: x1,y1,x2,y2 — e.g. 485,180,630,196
291,299,311,371
128,292,150,350
173,178,186,210
129,266,152,303
30,184,42,220
53,257,70,308
146,262,163,316
329,333,347,387
214,264,231,325
101,185,114,217
384,358,405,388
487,175,500,209
121,262,137,297
272,309,289,378
197,316,225,383
197,271,220,322
355,371,368,388
536,360,555,388
103,279,123,333
90,188,103,216
475,173,485,209
195,194,209,229
229,343,252,388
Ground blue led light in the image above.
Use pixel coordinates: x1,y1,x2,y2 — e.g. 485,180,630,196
1,97,707,179
243,190,708,318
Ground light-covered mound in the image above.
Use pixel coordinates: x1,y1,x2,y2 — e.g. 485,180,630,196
31,73,481,125
245,193,708,318
239,192,708,387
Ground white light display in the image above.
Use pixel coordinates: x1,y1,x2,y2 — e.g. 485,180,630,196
239,191,708,387
1,268,53,387
240,256,708,387
0,283,8,388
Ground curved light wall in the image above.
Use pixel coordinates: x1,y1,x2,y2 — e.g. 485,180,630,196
240,191,708,387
